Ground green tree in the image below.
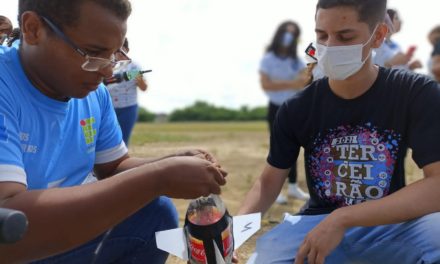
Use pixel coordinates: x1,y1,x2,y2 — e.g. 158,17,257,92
169,101,267,122
137,107,156,122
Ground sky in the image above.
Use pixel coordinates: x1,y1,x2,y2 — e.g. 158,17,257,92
2,0,439,113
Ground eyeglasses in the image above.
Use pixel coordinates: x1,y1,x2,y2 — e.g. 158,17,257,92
40,16,131,72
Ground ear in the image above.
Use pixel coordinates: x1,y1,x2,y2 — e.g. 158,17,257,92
20,11,46,45
371,23,388,49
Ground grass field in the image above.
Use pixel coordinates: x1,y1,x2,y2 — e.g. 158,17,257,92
129,121,424,263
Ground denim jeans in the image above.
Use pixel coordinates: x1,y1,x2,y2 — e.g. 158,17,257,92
115,104,138,146
31,196,178,264
248,212,440,264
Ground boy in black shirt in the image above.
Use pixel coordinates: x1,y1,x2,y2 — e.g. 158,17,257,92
239,0,440,263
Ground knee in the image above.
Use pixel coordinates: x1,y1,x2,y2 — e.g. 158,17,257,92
149,196,179,231
419,212,440,243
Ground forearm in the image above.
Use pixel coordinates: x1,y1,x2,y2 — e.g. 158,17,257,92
238,165,286,215
262,79,303,91
113,149,215,174
334,176,440,228
114,155,175,173
0,162,163,263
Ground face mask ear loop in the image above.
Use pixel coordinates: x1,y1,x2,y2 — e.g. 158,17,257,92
361,24,379,63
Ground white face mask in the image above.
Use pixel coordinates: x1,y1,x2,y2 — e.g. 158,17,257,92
316,26,378,80
282,32,294,47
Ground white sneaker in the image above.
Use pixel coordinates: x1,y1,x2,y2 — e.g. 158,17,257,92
275,194,288,204
287,183,310,201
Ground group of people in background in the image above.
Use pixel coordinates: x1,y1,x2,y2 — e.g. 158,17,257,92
260,8,440,205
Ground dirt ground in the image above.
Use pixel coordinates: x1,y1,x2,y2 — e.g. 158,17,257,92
129,122,424,263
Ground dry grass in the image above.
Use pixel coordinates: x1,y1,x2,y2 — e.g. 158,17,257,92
129,122,423,263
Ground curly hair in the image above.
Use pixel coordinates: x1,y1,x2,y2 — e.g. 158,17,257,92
18,0,131,29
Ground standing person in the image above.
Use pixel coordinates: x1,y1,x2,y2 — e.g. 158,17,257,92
240,0,440,263
259,20,311,204
380,8,421,70
106,38,147,146
0,0,228,263
428,25,440,82
0,15,13,45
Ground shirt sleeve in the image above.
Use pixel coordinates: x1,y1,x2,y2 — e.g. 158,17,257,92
267,101,301,169
94,85,128,164
407,78,440,168
0,79,27,186
259,53,271,75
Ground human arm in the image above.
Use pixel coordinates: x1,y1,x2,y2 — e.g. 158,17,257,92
295,161,440,264
260,70,311,92
135,75,147,91
384,52,411,68
408,59,422,71
0,154,227,263
95,148,220,179
237,163,288,215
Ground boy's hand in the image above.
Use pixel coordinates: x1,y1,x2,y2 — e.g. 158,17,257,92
174,149,219,165
158,156,227,199
294,212,347,264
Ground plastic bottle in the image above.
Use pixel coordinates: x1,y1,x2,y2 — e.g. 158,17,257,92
184,194,234,264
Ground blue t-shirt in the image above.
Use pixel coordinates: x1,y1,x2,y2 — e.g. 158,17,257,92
259,51,306,105
0,46,127,190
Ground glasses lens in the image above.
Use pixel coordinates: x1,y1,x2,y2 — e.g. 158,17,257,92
81,56,112,72
113,60,131,71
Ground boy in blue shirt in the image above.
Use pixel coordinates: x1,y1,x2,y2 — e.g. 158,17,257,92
0,0,227,263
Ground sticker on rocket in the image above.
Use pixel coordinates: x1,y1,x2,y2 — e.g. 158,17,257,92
308,123,401,206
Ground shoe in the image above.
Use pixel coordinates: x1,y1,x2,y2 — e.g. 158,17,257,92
287,183,310,201
275,194,288,204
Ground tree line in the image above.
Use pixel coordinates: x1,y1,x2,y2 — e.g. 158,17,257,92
137,101,267,122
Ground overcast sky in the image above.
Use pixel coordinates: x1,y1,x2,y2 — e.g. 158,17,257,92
3,0,439,113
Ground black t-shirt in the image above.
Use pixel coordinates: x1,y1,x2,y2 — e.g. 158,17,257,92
268,67,440,215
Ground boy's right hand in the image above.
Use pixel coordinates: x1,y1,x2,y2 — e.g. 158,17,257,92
157,156,228,199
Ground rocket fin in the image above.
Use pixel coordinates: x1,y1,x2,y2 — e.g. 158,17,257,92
155,228,188,260
232,212,261,249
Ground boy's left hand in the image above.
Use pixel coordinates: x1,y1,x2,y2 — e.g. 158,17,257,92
294,213,347,264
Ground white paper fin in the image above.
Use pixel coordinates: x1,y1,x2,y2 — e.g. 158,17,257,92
155,228,188,260
232,212,261,249
214,240,227,264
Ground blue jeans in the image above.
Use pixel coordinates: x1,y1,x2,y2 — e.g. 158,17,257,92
115,105,138,146
31,196,178,264
248,212,440,264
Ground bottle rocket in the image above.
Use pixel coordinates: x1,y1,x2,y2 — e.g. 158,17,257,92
185,194,234,264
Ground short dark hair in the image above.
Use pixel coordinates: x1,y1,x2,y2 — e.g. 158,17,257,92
0,15,13,30
18,0,131,29
316,0,387,30
386,8,397,21
266,20,301,60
